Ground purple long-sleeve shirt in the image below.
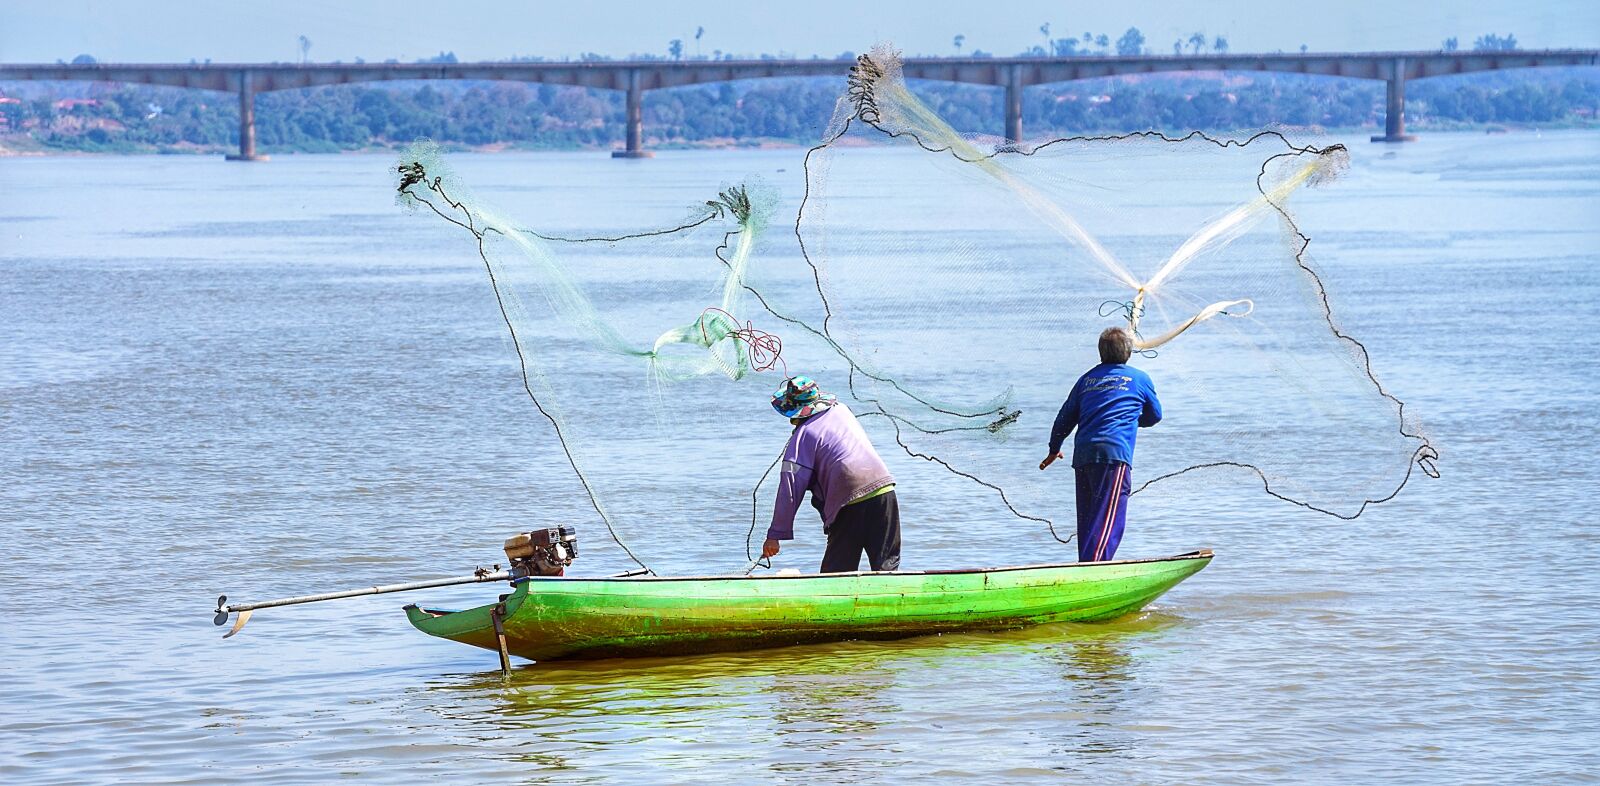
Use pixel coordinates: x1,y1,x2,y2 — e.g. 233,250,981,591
767,404,895,540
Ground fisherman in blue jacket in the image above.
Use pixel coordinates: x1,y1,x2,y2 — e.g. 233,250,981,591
1040,327,1162,562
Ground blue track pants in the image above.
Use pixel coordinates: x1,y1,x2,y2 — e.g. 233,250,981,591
1075,461,1130,563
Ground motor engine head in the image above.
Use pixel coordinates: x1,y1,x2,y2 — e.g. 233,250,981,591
503,526,578,577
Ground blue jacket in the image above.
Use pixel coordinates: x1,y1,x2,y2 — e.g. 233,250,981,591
1048,363,1162,467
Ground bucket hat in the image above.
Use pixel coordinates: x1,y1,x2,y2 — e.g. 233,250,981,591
771,375,836,419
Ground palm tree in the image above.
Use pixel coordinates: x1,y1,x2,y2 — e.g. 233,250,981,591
668,39,683,60
1212,35,1229,54
1173,39,1183,56
1187,32,1207,55
695,26,704,58
297,35,312,64
954,34,965,55
1040,23,1051,51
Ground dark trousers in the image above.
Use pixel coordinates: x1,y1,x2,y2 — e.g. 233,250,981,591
1075,461,1130,563
821,490,901,573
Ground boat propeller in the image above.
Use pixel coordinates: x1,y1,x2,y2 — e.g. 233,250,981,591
213,595,254,638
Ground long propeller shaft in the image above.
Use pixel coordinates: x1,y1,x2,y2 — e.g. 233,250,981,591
213,570,512,637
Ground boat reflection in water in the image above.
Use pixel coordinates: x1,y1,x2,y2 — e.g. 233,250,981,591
408,610,1190,780
1047,625,1146,766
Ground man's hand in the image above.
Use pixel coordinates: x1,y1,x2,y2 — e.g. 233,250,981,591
762,538,781,559
1039,451,1065,471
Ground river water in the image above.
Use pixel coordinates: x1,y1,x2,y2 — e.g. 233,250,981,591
3,132,1598,785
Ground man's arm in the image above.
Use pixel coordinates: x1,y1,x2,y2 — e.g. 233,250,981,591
767,457,813,542
1041,382,1080,470
762,456,813,559
766,428,815,545
1139,375,1162,427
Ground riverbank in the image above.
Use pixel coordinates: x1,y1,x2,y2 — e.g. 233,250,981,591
0,133,813,156
5,67,1593,158
2,121,1593,157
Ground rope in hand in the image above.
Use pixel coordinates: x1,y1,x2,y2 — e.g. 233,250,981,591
744,454,784,572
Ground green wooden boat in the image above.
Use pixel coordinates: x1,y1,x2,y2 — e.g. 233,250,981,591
404,550,1212,662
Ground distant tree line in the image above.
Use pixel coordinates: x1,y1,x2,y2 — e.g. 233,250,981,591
3,69,1594,154
51,27,1532,67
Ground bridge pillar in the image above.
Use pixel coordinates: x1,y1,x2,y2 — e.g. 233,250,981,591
225,71,268,161
1004,65,1023,143
1371,57,1417,143
612,69,653,159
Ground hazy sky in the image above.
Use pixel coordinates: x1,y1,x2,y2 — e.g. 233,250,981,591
3,0,1595,63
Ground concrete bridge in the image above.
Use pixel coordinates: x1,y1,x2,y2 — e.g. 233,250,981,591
2,49,1595,159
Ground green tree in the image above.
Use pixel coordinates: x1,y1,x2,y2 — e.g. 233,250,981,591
1116,27,1145,56
1188,32,1207,55
14,67,1596,154
0,101,25,129
668,39,683,60
1473,33,1518,51
954,34,965,54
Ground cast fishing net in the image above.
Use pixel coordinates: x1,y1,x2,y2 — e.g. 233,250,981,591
396,144,787,574
758,48,1437,537
396,45,1437,571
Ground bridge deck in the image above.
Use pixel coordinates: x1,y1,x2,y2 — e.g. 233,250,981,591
1,50,1595,92
4,50,1594,156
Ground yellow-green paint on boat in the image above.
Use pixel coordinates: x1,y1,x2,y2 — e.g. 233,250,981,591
405,550,1212,662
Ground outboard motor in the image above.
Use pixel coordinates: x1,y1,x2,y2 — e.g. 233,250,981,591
503,527,578,578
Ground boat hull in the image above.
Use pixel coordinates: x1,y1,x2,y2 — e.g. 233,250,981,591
405,550,1212,662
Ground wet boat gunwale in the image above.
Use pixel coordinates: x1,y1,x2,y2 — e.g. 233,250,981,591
500,548,1214,584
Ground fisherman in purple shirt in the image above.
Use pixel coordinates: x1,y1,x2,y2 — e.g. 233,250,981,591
1039,327,1162,563
761,376,901,573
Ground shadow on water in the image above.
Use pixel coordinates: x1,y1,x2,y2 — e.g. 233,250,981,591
404,611,1191,779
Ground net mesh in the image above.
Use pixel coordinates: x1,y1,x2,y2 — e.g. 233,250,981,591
397,145,787,573
395,45,1437,572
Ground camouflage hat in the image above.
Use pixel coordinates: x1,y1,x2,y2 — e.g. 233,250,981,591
771,375,837,419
